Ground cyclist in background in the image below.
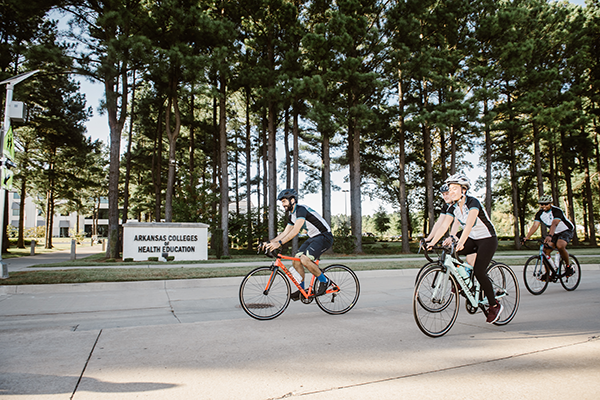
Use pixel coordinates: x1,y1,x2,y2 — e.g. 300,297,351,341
521,195,575,277
424,183,477,271
424,184,453,244
426,173,502,324
264,189,333,300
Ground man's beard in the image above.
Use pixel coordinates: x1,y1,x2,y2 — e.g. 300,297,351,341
285,202,294,212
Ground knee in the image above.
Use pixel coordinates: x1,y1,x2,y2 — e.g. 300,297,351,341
300,254,315,265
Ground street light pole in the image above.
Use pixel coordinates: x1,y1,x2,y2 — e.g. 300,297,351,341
0,70,40,279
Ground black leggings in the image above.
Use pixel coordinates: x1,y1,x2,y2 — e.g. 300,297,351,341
458,236,498,305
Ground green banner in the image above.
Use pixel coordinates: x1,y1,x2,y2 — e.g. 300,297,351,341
4,124,14,161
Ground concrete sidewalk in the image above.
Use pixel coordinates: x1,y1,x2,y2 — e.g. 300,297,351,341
4,244,105,272
1,268,599,399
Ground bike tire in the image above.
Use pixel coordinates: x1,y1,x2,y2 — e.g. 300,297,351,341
239,267,291,320
559,254,581,291
315,264,360,315
487,263,519,326
414,261,440,285
523,255,549,295
413,265,459,337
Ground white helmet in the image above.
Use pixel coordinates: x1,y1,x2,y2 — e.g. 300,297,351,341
445,173,471,191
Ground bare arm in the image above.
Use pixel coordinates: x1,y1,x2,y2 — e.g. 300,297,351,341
266,219,305,250
455,209,478,251
426,215,454,247
523,221,541,242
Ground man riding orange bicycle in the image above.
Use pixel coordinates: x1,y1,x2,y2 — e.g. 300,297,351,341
263,189,333,300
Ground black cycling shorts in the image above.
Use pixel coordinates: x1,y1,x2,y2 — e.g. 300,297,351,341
296,232,333,261
552,230,574,244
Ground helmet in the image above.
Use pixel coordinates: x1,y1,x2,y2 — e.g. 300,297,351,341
440,184,449,193
444,173,471,191
277,188,297,201
538,195,552,204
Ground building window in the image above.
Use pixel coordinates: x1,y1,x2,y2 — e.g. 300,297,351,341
13,192,20,199
12,209,19,216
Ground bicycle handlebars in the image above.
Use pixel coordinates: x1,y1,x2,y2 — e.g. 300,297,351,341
420,237,463,264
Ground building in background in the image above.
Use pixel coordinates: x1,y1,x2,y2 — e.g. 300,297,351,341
7,192,110,238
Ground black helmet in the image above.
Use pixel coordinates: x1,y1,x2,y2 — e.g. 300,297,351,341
440,184,449,193
277,188,297,201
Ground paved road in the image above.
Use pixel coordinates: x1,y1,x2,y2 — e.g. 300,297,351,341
1,262,599,399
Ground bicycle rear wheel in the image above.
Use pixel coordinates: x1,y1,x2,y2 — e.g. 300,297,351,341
487,263,519,326
523,255,549,295
239,267,291,320
559,254,581,291
413,265,459,337
315,264,360,315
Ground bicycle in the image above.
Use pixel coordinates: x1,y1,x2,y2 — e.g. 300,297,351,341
522,239,581,295
239,248,360,320
413,239,520,337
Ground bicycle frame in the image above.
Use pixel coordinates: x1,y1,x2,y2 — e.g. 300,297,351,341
265,253,338,299
429,243,506,309
532,241,559,277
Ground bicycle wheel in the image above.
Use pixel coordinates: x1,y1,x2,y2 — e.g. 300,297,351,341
486,263,519,326
559,254,581,291
315,264,360,315
414,261,439,284
523,255,549,295
239,267,291,320
413,265,459,337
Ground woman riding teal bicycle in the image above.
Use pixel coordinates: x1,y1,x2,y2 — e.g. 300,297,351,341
425,173,503,324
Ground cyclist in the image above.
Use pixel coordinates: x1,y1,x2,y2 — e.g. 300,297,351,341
264,189,333,300
424,184,454,244
426,173,503,324
521,195,575,278
424,184,477,272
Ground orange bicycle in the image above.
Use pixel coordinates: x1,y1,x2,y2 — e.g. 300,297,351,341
239,249,360,320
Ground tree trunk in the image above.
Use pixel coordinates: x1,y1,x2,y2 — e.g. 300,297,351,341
164,92,181,223
398,72,410,253
284,107,291,189
153,107,163,221
219,76,230,256
533,121,543,197
292,106,300,254
105,69,128,259
348,118,362,253
17,159,27,249
560,129,578,244
267,100,277,240
484,99,493,217
507,92,521,250
122,70,136,225
581,146,597,245
322,132,331,226
245,87,253,250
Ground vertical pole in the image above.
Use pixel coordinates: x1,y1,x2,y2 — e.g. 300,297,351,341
0,83,13,279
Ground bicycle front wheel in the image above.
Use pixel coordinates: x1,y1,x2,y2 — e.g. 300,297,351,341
413,265,459,337
487,263,519,326
414,261,439,285
315,264,360,315
559,254,581,291
239,267,291,320
523,255,549,295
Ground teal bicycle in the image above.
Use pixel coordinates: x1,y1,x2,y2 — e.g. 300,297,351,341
413,239,520,337
522,239,581,295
